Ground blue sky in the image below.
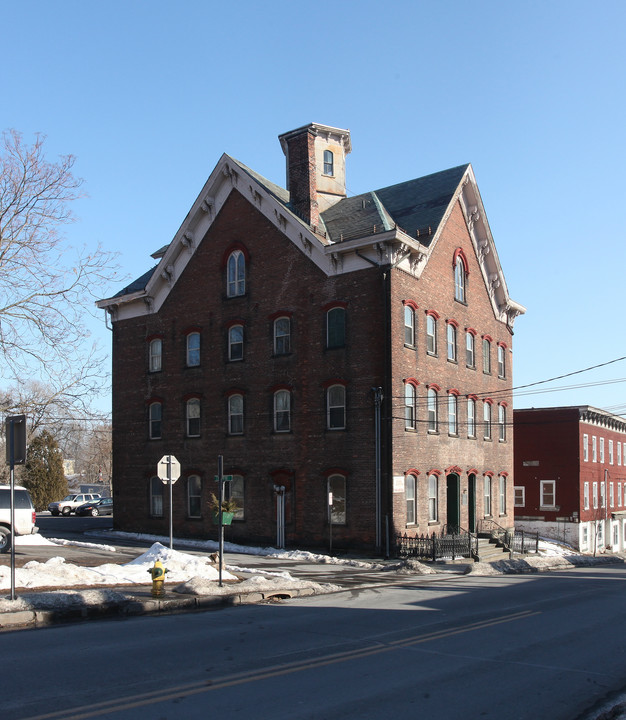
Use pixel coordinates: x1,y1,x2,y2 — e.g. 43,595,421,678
2,0,625,415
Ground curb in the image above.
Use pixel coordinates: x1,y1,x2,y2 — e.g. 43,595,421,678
0,586,317,630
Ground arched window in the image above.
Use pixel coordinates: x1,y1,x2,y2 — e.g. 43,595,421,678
405,382,416,430
150,476,163,517
186,332,200,367
323,149,334,176
327,384,346,429
454,255,466,302
326,307,346,349
188,475,202,517
448,393,458,435
227,250,245,297
427,388,438,432
149,402,162,439
483,337,492,374
273,389,291,432
447,322,457,362
404,305,415,346
426,314,437,355
466,331,475,368
484,401,492,440
186,398,201,437
406,474,417,525
149,338,162,372
428,474,438,522
498,404,506,442
467,397,476,438
274,317,291,355
484,475,492,516
499,475,507,515
228,325,244,361
228,394,244,435
327,473,346,524
498,344,506,378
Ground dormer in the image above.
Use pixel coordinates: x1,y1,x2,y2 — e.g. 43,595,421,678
278,122,351,228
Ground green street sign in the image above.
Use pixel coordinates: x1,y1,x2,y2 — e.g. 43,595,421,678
215,475,234,482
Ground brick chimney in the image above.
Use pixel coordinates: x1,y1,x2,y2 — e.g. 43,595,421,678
278,123,351,228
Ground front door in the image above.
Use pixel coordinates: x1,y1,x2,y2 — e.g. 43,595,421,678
446,474,460,533
468,474,476,533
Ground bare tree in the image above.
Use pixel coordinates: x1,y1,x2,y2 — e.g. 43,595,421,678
0,129,119,392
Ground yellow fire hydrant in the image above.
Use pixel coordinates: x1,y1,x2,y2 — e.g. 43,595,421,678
147,559,168,598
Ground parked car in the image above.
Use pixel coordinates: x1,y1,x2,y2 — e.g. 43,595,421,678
75,497,113,517
48,493,102,516
0,485,38,553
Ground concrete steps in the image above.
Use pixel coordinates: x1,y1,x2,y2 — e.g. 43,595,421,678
475,536,510,562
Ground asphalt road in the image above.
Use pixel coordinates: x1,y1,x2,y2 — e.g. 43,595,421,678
2,564,626,720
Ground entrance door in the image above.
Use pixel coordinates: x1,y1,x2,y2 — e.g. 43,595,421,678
468,474,476,533
446,474,460,533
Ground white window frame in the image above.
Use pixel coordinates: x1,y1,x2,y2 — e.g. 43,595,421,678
274,317,291,355
497,344,506,378
186,398,201,437
610,481,615,508
327,384,346,430
428,474,438,522
466,332,475,367
483,401,492,440
404,305,415,346
228,325,244,361
482,338,491,374
583,434,589,462
446,323,457,362
149,402,162,440
273,389,291,433
514,486,525,507
187,475,202,518
149,338,162,372
228,394,244,435
540,480,556,509
584,481,590,510
448,393,458,435
454,256,466,303
618,442,622,466
498,404,506,442
600,438,605,463
406,474,416,525
593,481,598,509
427,388,438,432
186,332,200,367
405,383,416,430
592,436,597,462
499,476,507,515
609,440,614,465
227,249,245,297
484,476,492,517
426,315,437,355
467,397,476,438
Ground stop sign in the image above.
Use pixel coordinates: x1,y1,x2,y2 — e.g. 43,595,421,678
157,455,181,484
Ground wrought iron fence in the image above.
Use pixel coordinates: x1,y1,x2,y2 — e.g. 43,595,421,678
395,529,478,561
510,530,539,555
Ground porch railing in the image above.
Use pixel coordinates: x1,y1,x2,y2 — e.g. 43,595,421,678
477,519,539,555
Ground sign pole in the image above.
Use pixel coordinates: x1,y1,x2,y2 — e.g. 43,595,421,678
168,458,173,550
217,454,224,587
9,420,15,601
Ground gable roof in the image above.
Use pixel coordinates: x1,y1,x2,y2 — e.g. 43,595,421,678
98,151,524,328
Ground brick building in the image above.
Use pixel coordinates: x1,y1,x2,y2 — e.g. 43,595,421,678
514,406,626,553
98,122,525,553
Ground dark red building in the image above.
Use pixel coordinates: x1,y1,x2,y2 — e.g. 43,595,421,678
98,123,524,553
514,406,626,552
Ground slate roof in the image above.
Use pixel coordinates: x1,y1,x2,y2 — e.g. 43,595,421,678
321,164,469,246
113,266,158,298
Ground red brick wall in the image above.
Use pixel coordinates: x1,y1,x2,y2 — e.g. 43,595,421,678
283,129,318,227
112,189,384,549
389,201,515,537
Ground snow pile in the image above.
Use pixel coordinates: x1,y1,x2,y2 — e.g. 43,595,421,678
468,553,625,576
176,574,341,597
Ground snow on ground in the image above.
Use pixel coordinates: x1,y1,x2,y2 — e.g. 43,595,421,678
2,531,622,613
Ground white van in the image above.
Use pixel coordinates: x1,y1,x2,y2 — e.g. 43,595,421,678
0,485,38,553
